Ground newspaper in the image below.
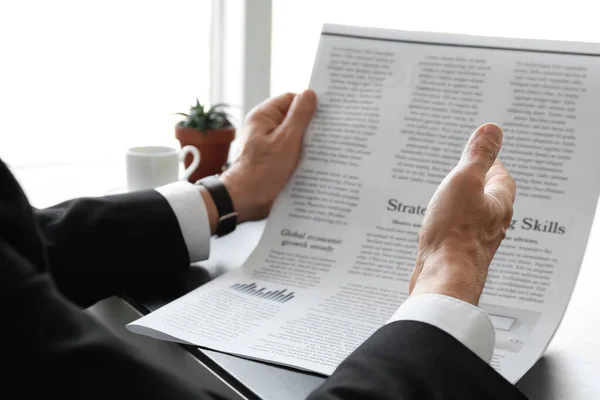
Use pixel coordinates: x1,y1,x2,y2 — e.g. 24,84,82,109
128,24,600,383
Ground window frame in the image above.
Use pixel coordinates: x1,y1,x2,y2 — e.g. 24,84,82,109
210,0,273,127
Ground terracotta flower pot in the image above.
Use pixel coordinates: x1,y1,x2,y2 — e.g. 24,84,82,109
175,126,235,183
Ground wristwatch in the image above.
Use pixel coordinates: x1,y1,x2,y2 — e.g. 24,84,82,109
195,175,238,236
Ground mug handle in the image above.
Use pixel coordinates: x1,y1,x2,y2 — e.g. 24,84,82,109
179,145,201,181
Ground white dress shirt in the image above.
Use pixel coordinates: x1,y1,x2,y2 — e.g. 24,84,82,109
155,181,495,363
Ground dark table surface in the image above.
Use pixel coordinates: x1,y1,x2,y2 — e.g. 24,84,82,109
124,219,600,400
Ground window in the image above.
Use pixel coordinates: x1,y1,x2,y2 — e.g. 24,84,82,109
0,0,212,167
271,0,600,96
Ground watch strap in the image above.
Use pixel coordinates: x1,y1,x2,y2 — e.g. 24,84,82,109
195,175,237,236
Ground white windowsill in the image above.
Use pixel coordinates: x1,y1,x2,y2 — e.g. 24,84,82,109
9,159,127,209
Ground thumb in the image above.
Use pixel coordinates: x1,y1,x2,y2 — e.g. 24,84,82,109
276,89,317,138
459,123,503,176
485,160,517,225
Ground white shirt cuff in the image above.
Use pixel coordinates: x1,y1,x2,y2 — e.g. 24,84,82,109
155,181,211,263
388,294,495,363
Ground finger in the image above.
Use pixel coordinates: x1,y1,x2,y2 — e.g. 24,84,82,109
459,123,503,176
485,159,517,220
247,92,296,125
276,89,317,139
263,92,296,116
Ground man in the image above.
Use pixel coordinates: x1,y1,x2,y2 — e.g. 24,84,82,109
2,90,525,399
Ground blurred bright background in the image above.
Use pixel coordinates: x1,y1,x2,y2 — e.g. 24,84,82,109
1,0,599,206
0,0,211,167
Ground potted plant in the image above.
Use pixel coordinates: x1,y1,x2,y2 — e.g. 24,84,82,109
175,99,235,183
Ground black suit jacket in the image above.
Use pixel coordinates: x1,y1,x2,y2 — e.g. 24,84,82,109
1,160,527,399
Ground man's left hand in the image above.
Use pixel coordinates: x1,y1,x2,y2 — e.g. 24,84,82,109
220,90,317,223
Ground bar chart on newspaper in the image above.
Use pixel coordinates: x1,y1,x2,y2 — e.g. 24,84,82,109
230,283,296,303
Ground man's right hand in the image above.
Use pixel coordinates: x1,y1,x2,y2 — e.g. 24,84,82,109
409,123,516,306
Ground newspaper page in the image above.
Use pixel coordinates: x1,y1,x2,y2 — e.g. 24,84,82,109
128,24,600,383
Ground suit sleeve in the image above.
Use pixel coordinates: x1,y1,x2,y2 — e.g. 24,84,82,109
307,320,528,400
34,188,192,307
388,293,496,363
1,160,227,399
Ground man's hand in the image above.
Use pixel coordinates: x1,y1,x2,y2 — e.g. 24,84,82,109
220,90,317,223
409,123,516,305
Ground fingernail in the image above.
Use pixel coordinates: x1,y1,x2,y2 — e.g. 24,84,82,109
482,123,501,135
482,123,502,144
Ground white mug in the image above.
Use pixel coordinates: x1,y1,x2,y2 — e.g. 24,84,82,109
126,145,200,191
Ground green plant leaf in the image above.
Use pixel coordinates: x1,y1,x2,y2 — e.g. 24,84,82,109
177,99,232,132
207,103,229,114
